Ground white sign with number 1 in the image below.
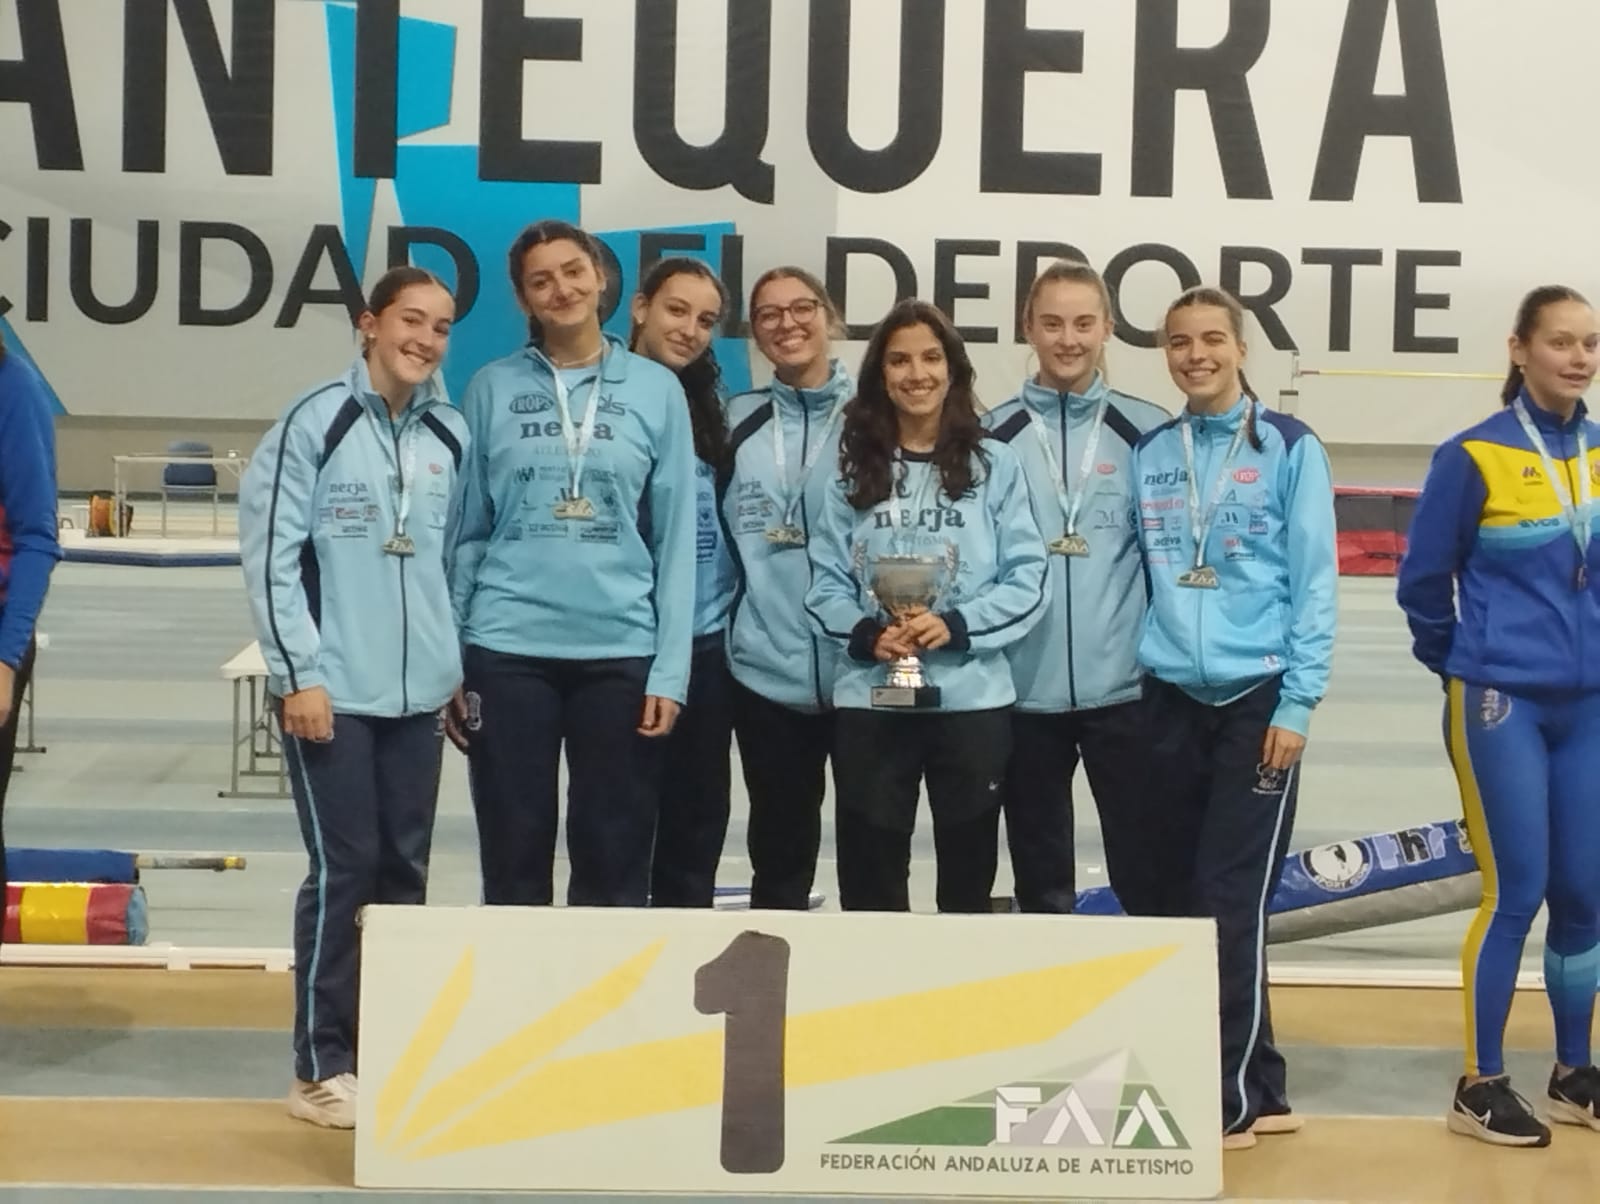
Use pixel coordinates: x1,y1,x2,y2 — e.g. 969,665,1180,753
355,906,1221,1199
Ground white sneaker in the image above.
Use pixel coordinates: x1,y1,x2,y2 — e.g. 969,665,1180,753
288,1072,357,1129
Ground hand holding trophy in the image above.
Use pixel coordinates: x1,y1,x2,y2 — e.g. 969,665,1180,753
866,550,954,708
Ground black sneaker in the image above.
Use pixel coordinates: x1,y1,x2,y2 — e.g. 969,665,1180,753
1548,1065,1600,1131
1446,1076,1551,1147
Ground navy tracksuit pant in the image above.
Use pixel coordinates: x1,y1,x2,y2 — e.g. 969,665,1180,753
461,645,663,908
284,709,444,1084
731,682,836,910
651,635,734,908
1140,675,1300,1137
1002,696,1164,915
832,707,1012,914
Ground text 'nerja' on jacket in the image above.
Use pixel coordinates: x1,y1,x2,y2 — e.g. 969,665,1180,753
1132,397,1338,738
804,438,1049,713
239,355,469,718
449,334,699,704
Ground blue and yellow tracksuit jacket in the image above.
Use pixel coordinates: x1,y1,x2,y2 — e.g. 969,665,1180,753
1397,395,1600,691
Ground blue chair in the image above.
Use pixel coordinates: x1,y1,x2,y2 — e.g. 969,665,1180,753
161,440,219,537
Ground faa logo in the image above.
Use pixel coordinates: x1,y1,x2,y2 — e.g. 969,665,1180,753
1302,840,1372,892
993,1052,1188,1150
829,1050,1189,1151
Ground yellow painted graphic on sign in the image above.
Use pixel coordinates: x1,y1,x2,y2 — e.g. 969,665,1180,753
374,946,474,1142
392,939,665,1147
376,939,1176,1161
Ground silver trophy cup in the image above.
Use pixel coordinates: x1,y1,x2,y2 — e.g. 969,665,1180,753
866,552,951,709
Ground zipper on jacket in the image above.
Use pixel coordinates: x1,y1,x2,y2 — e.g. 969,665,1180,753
798,401,827,710
1566,428,1587,689
392,421,412,713
1060,397,1079,709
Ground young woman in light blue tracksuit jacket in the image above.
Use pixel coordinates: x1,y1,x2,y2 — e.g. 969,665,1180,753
448,221,698,911
982,261,1169,916
720,266,855,910
1132,286,1338,1150
629,256,740,908
806,299,1047,912
239,266,468,1132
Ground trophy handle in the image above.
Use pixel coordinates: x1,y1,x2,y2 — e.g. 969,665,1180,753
934,541,961,609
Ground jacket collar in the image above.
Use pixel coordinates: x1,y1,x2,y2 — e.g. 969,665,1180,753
524,332,631,384
1182,394,1251,437
770,359,853,415
1515,388,1589,435
1021,371,1109,417
347,354,443,422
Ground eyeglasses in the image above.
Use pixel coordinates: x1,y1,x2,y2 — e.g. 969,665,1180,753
751,298,821,330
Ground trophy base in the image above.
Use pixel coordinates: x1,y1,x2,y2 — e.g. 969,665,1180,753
869,684,943,710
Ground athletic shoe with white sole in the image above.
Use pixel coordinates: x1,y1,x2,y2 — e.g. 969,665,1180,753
288,1072,357,1129
1446,1075,1550,1147
1547,1064,1600,1131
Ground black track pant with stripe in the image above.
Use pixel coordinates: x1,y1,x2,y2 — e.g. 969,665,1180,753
1140,676,1299,1136
284,709,443,1084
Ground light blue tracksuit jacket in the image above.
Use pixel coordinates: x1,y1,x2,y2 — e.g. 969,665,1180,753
720,361,856,711
804,440,1049,712
449,335,698,703
983,373,1170,712
239,356,469,716
1132,396,1339,736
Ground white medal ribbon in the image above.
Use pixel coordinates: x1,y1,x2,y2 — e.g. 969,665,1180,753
367,408,419,538
771,391,846,529
546,351,605,502
1029,396,1107,538
1180,400,1251,571
1513,396,1592,565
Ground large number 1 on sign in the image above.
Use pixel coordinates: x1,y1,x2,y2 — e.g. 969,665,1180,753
694,931,791,1174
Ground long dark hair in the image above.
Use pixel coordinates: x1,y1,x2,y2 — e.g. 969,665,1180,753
840,300,990,510
1161,285,1264,452
506,219,607,347
1503,285,1591,405
629,257,730,468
